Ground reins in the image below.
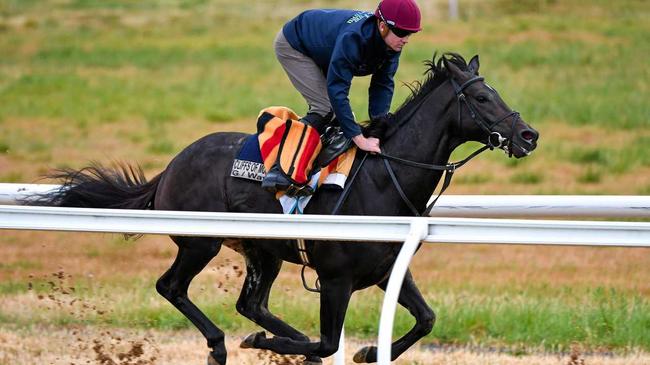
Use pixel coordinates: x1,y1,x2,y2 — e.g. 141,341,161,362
379,145,489,216
331,74,520,217
331,153,369,215
330,144,488,216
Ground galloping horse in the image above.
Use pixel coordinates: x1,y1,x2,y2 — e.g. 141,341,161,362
35,53,538,364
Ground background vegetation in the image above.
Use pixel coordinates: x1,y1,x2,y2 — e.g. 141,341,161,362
1,0,648,361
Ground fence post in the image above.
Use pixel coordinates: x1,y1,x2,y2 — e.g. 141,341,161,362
377,218,428,364
449,0,459,20
334,326,345,364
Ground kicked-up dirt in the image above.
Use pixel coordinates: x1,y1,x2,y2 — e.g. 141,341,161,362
1,325,649,365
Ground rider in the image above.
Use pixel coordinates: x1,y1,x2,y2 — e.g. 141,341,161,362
262,0,422,192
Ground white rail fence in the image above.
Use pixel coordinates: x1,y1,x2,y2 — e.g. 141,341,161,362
2,183,650,218
1,183,649,365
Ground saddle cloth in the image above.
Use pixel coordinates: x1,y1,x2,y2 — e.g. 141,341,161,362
231,107,357,212
258,107,321,185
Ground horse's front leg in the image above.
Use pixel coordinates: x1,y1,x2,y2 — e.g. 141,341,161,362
353,269,435,363
243,276,352,360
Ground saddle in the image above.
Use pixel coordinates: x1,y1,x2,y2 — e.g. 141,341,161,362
230,107,357,202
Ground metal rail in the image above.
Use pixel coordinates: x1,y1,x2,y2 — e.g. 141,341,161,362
2,205,649,246
3,184,650,218
431,194,650,218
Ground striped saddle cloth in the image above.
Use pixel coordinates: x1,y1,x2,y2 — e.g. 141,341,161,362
231,106,356,195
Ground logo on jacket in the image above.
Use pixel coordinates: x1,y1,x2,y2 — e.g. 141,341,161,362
347,12,372,24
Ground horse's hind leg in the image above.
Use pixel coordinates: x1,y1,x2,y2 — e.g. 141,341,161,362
353,269,435,363
237,246,322,364
155,236,227,365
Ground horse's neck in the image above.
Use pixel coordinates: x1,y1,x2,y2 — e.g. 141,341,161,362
387,86,455,158
382,86,458,208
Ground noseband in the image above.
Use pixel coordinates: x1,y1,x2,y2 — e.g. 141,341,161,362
450,76,520,157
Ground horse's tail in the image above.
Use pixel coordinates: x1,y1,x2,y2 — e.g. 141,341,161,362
29,162,163,210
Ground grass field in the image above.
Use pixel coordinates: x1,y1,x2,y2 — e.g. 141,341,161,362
1,0,649,364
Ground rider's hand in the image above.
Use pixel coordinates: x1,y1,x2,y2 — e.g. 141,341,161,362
352,134,381,153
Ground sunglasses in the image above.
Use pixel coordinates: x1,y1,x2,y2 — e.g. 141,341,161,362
377,7,414,38
389,26,413,38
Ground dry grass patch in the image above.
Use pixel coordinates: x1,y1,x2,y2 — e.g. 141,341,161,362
2,230,649,294
1,325,649,365
410,244,650,294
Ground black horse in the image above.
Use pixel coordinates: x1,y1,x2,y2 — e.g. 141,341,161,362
35,53,538,364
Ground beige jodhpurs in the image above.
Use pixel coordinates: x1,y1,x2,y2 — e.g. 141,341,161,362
274,30,332,118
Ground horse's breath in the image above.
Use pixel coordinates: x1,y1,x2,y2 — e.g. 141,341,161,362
34,53,538,365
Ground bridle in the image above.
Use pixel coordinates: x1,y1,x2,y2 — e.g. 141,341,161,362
450,75,521,157
331,73,522,217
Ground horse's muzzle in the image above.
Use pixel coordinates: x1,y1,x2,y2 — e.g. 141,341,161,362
510,125,539,158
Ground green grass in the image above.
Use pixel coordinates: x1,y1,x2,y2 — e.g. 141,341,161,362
2,281,648,352
0,0,649,354
456,173,493,185
577,167,602,184
0,140,9,154
0,281,32,295
1,0,648,127
510,171,544,184
563,138,650,175
0,171,23,182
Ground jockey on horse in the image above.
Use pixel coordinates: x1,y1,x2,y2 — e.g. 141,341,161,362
263,0,423,192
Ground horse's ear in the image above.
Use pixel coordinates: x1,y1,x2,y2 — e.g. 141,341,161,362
443,57,463,80
468,55,480,75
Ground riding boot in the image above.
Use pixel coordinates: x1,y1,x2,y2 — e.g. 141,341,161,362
261,164,292,193
300,111,330,134
314,122,352,168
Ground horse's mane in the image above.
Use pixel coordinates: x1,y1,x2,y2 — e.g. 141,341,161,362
363,52,470,139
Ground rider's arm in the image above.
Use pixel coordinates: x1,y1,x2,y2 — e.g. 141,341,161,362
368,53,399,119
328,33,381,153
327,32,363,140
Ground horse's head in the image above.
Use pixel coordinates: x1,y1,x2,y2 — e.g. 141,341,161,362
443,54,539,158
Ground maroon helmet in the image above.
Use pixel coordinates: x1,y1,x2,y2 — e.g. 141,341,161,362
374,0,422,33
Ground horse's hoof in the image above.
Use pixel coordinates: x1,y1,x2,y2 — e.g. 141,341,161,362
303,356,323,365
353,346,376,363
240,331,266,349
207,353,222,365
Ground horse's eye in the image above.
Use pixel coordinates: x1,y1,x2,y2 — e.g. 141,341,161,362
476,95,488,103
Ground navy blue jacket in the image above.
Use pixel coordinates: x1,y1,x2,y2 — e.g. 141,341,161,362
283,9,400,138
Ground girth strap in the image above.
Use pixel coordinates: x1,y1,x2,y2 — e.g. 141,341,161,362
296,238,310,266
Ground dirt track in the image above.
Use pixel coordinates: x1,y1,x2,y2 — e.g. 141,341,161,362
1,325,648,365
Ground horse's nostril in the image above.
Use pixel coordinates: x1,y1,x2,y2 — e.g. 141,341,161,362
520,129,537,142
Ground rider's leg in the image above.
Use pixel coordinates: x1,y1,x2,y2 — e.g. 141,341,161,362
261,31,329,193
266,30,351,188
273,29,332,126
